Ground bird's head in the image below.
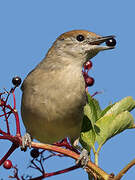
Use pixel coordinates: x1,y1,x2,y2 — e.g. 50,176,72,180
46,30,116,65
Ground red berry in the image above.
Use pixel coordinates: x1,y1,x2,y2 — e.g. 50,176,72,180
85,77,95,86
3,160,12,169
84,61,92,70
82,71,88,78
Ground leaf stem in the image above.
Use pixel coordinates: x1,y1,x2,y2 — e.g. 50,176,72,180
94,151,99,166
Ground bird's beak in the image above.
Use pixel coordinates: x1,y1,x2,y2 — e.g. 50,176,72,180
89,35,116,51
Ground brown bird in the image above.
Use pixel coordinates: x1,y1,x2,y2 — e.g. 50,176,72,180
21,30,115,151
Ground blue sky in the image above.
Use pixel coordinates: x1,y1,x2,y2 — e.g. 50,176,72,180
0,0,135,179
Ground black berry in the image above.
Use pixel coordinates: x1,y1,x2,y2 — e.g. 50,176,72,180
106,38,116,47
76,34,85,42
85,76,95,86
12,76,22,87
30,148,39,158
3,160,12,169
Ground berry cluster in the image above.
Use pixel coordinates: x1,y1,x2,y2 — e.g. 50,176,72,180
82,37,116,88
0,76,22,172
83,60,94,87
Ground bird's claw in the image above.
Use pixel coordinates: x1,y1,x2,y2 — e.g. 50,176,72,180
76,149,89,168
21,133,32,151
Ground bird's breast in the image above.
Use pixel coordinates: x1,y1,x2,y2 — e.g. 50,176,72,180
21,63,86,143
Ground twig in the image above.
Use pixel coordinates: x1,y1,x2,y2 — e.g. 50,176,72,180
0,143,18,165
0,129,8,136
131,124,135,128
9,166,20,180
30,141,110,180
11,89,16,109
13,110,21,136
0,111,11,117
30,165,80,180
2,106,10,134
114,158,135,180
30,159,44,174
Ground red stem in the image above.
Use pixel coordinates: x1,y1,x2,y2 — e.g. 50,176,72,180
13,111,21,136
91,91,102,97
30,165,80,180
12,90,16,109
0,143,17,165
44,165,80,177
3,101,21,136
6,91,21,136
0,129,8,136
0,111,11,117
2,107,10,134
31,160,44,174
0,135,14,140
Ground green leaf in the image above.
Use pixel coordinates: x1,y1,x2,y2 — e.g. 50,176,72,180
80,94,101,151
92,98,102,119
81,95,135,152
87,94,97,124
105,96,135,116
86,93,102,124
80,129,95,152
96,111,134,147
84,104,95,129
99,103,114,119
80,115,96,151
80,94,102,151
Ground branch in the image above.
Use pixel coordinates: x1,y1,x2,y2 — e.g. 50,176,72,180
30,141,110,180
30,165,79,180
114,158,135,180
131,124,135,128
0,143,18,165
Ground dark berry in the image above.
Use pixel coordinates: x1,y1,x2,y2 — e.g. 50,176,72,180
12,76,22,87
85,77,95,86
82,71,88,79
106,38,116,47
84,61,92,70
76,34,85,42
30,148,39,158
3,160,12,169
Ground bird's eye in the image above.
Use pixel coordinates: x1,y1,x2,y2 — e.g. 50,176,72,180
76,34,85,42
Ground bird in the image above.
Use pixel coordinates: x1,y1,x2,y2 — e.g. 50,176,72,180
21,30,115,150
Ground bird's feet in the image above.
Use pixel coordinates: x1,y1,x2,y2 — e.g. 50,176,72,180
54,138,79,153
21,133,32,151
76,148,89,168
73,138,89,168
55,138,89,167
